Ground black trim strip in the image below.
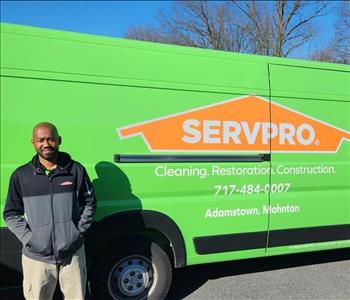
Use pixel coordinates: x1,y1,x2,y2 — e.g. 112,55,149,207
194,231,267,254
194,224,350,255
114,154,270,163
268,224,350,247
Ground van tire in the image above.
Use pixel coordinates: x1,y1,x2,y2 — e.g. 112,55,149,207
90,237,172,300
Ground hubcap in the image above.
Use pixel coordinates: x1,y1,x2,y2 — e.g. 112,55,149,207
108,256,153,298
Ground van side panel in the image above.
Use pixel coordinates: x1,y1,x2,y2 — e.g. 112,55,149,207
267,65,350,254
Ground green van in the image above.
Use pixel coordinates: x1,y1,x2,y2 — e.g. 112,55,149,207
1,23,349,300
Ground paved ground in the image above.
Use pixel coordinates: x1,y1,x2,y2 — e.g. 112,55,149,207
1,248,349,300
167,248,350,300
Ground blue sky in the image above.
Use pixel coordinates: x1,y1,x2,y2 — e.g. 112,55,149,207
0,1,339,58
0,1,170,37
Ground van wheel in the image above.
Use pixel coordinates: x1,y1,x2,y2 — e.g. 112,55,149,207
90,238,172,300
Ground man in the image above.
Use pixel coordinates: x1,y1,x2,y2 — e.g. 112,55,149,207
3,122,96,300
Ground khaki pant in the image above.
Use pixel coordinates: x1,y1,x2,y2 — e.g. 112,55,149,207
22,245,86,300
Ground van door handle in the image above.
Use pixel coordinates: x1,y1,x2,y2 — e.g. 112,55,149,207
114,154,271,163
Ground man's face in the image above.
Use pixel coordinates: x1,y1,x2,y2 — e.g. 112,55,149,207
32,126,61,160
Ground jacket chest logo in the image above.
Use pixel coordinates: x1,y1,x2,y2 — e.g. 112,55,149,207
60,181,73,186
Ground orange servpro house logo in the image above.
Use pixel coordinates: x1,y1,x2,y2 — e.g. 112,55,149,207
117,96,350,153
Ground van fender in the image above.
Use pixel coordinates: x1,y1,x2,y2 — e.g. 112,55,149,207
86,210,186,268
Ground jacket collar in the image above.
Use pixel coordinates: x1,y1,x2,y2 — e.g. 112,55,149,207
31,152,73,175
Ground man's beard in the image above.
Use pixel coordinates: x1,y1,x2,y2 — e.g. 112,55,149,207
38,148,58,161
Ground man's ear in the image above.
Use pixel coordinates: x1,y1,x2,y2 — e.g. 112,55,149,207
58,136,62,145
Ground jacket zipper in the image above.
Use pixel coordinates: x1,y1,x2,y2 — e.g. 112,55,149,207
49,175,57,260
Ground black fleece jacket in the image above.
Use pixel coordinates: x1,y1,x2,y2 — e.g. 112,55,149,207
3,152,96,264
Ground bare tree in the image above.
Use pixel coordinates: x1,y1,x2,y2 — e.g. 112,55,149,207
334,1,350,63
231,1,330,57
125,1,331,58
311,47,337,63
125,25,196,46
125,25,165,43
125,1,252,53
311,1,349,64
